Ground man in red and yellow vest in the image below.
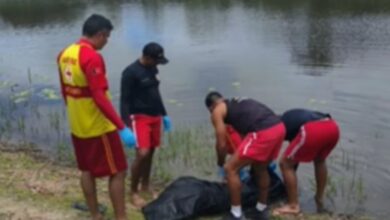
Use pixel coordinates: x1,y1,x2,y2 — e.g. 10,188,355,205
57,14,135,220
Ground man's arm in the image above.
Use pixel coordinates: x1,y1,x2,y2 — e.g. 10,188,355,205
84,55,125,130
58,67,67,105
158,96,167,116
156,81,167,116
91,90,125,130
56,51,67,105
211,103,228,167
215,141,227,167
120,69,134,125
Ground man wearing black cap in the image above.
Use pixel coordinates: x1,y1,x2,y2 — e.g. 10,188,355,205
120,42,171,208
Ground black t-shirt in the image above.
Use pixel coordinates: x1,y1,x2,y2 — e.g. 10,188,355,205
224,97,281,135
120,60,167,123
281,109,330,141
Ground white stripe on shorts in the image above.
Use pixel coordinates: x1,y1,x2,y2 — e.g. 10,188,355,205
288,126,307,159
243,134,254,156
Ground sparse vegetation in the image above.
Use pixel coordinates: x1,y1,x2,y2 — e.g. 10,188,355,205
0,73,370,219
0,146,370,220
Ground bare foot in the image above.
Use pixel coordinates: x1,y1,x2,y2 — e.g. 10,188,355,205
152,190,159,199
131,193,147,209
141,187,159,199
141,184,150,192
272,204,300,216
315,196,331,214
315,196,324,210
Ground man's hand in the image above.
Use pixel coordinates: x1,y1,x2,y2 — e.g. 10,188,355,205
119,127,136,148
163,116,172,132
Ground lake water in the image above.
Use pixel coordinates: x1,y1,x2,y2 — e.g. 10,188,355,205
1,0,390,219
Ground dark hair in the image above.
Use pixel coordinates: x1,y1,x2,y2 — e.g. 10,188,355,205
82,14,113,37
205,91,223,108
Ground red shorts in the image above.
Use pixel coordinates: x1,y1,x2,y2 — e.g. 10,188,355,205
226,125,242,154
284,119,340,162
238,122,286,162
71,131,128,177
130,114,162,148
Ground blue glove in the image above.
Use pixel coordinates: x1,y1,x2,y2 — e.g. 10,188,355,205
238,169,250,182
217,167,249,181
218,166,225,178
268,162,277,171
268,161,283,178
119,127,136,149
163,116,172,132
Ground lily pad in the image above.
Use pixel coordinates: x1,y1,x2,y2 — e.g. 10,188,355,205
167,99,178,104
40,88,60,100
11,89,32,104
13,97,28,104
232,82,241,87
0,81,11,89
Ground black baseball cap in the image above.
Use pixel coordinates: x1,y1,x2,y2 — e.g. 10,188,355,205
143,42,169,65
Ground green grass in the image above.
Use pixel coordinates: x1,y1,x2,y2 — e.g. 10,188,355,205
0,133,371,220
0,73,371,220
0,151,147,220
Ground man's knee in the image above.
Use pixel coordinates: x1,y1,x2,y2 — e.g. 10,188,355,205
81,171,92,176
137,149,151,160
113,170,127,178
280,158,296,170
279,158,288,170
81,171,95,181
223,162,237,175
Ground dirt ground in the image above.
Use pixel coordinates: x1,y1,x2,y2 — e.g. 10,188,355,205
0,147,369,220
0,149,144,220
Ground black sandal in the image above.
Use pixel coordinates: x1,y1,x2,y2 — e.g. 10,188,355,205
72,201,107,214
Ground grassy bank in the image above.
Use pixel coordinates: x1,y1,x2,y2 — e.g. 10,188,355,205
0,141,370,220
0,126,218,220
0,81,371,219
0,146,145,220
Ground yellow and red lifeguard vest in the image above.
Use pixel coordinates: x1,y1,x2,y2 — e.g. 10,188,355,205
58,43,116,138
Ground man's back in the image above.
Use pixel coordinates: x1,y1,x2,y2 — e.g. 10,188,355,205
58,39,116,138
224,97,280,135
281,109,329,141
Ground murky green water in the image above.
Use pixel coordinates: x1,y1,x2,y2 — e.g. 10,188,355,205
1,0,390,218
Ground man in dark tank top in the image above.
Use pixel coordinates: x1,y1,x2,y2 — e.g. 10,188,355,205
273,109,339,216
205,91,286,220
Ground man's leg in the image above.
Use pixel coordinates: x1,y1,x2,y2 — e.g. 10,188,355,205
273,158,300,215
130,148,151,208
224,153,253,218
243,162,272,219
80,171,103,220
314,159,327,212
141,148,155,192
140,116,161,193
253,162,271,204
109,171,127,220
